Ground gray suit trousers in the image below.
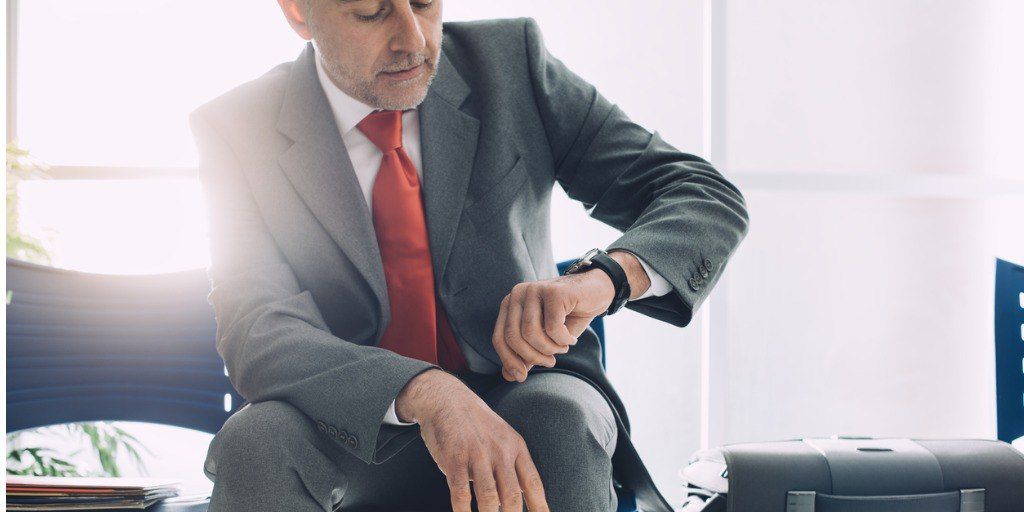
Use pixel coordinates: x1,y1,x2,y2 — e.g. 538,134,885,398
203,371,619,512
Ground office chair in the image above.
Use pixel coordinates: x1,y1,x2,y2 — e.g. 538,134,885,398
6,257,637,511
995,257,1024,446
6,258,236,511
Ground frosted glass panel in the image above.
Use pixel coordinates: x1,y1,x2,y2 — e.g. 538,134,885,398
721,0,1024,177
717,192,1024,444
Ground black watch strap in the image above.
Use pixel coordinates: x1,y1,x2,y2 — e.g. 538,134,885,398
564,248,632,316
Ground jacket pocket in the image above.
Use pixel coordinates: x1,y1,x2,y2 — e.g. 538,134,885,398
464,155,530,226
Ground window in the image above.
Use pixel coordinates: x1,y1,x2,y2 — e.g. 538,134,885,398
9,0,302,273
16,0,301,168
16,178,208,274
6,3,308,494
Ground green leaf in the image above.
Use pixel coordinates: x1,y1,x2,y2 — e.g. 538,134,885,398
6,140,51,264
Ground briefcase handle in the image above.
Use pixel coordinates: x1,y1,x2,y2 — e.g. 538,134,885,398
786,488,984,512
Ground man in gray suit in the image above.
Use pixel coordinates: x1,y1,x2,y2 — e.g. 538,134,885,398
190,1,748,511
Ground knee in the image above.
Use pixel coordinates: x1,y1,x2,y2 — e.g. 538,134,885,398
494,374,618,457
206,400,307,473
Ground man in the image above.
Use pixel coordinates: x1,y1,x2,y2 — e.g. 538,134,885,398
190,0,748,511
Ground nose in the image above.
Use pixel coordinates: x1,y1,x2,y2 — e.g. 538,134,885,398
388,2,426,57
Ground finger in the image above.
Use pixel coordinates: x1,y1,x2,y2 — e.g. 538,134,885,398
505,293,555,373
539,287,576,347
516,450,549,512
492,296,529,381
447,466,473,512
494,462,523,512
501,365,522,383
520,287,566,356
471,460,501,512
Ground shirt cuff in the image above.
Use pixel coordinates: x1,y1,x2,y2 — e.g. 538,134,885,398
382,399,416,426
629,254,673,301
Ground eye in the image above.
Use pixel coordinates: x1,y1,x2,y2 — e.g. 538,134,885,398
355,6,386,22
412,1,433,9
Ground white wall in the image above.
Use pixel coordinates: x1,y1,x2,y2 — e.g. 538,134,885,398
717,194,1022,443
710,0,1024,447
720,0,1024,177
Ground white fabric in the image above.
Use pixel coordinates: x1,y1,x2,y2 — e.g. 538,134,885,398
627,251,673,300
382,400,411,426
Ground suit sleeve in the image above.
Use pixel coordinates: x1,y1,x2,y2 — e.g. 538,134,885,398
189,110,439,464
522,17,749,327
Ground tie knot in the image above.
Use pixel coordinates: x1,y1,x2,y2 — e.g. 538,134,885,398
356,109,403,152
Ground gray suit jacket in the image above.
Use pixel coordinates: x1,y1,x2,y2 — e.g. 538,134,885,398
189,17,748,511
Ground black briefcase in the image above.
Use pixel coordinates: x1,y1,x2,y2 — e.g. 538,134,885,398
679,437,1024,512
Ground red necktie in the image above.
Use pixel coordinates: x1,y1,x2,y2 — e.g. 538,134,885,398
356,109,469,373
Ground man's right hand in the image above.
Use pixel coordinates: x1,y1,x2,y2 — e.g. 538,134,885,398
395,369,550,512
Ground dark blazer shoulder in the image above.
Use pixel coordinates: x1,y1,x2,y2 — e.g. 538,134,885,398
439,17,542,105
441,16,531,41
441,16,533,61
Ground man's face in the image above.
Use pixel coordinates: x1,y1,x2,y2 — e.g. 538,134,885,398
292,0,443,111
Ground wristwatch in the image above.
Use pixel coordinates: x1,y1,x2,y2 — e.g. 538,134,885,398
563,248,631,317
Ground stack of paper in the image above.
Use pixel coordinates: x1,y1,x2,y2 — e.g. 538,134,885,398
6,475,181,510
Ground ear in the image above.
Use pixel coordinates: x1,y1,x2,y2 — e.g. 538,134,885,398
278,0,313,40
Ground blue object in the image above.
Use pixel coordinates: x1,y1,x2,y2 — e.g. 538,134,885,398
995,257,1024,444
6,257,635,511
6,258,241,434
6,258,235,511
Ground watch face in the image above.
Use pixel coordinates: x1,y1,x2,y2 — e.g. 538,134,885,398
567,248,600,274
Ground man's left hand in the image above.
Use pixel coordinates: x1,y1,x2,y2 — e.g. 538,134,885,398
491,250,649,382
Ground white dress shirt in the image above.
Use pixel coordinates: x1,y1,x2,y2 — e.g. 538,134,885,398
313,51,672,426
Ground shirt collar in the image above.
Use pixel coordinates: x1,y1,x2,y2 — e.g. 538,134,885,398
313,48,377,136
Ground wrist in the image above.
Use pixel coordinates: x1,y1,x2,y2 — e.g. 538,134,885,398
607,249,652,300
572,264,616,308
394,368,462,424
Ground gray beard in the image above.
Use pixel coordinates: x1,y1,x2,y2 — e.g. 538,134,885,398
316,42,440,111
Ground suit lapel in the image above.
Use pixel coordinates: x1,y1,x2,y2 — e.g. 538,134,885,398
418,50,479,289
276,43,390,326
275,42,479,339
